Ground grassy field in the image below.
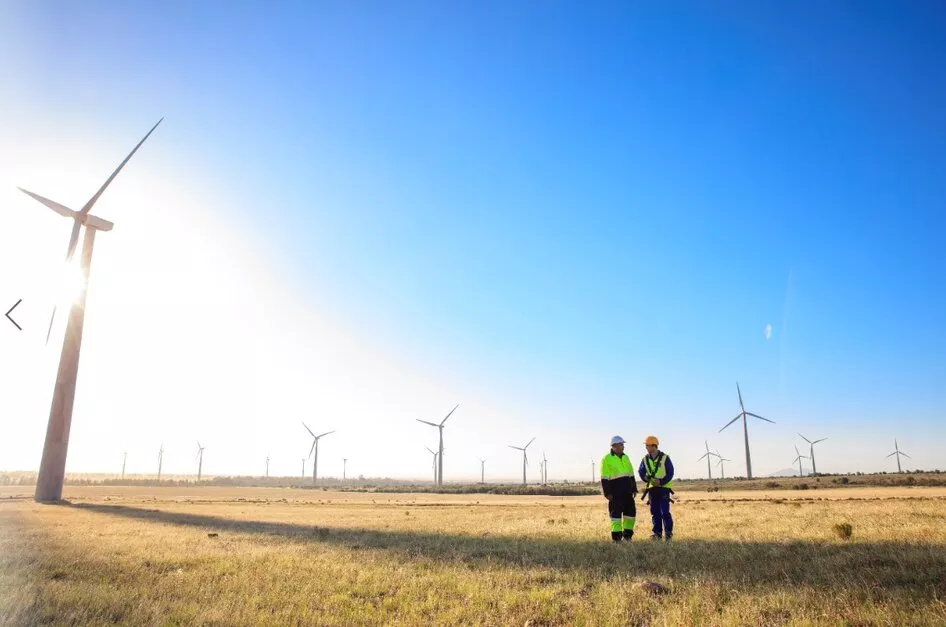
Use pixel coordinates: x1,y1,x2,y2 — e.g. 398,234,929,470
2,486,946,625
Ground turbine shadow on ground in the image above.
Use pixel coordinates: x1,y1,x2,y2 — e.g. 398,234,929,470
65,502,946,593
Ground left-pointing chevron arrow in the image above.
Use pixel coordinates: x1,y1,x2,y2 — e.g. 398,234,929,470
6,299,22,330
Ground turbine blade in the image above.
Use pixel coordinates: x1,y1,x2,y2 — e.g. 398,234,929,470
719,413,741,433
17,188,77,218
697,452,709,461
316,430,335,439
308,440,316,458
509,446,523,450
795,445,801,456
78,118,163,216
416,419,439,427
524,437,535,449
886,451,897,458
302,422,316,438
440,403,460,426
798,433,812,444
426,447,436,454
900,452,912,459
813,438,828,444
44,305,58,346
737,382,745,412
65,220,82,262
746,412,774,424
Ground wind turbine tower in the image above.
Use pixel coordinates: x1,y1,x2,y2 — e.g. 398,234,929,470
302,423,335,485
479,458,486,484
416,404,459,486
718,382,775,479
343,458,348,481
509,438,535,485
121,452,127,480
195,442,205,482
591,458,595,482
157,443,164,482
697,441,719,479
542,451,549,485
265,455,270,478
798,434,827,475
886,439,911,473
25,119,163,502
792,445,809,477
301,458,306,480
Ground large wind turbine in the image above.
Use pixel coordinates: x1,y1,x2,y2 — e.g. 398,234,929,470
509,437,535,485
886,439,911,473
718,382,774,479
792,445,809,477
195,442,205,481
416,404,458,486
302,423,334,485
697,441,719,479
798,434,827,475
25,119,163,502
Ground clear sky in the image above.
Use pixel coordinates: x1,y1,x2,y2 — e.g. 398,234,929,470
1,1,944,481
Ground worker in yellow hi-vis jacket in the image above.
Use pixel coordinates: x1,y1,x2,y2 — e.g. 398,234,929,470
600,435,637,542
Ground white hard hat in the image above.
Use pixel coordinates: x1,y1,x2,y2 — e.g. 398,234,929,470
611,435,625,446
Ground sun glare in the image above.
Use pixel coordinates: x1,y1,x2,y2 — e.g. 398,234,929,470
48,262,87,307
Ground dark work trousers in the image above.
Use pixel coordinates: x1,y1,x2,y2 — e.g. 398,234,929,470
608,494,637,540
648,489,673,537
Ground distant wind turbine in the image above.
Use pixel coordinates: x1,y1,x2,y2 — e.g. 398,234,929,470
591,458,595,482
792,445,809,477
343,458,348,481
479,458,486,484
157,442,164,482
542,451,549,484
697,441,719,479
121,452,127,480
301,458,306,480
265,455,270,478
798,434,827,475
416,404,459,485
302,423,335,485
715,452,732,479
886,439,911,473
195,441,205,481
425,447,438,484
509,438,535,485
719,382,774,479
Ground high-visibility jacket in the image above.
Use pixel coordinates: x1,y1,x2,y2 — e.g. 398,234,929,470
600,451,637,497
639,451,674,490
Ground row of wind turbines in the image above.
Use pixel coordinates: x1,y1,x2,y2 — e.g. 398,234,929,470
16,120,920,501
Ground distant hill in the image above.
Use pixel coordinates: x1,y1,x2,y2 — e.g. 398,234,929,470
768,468,802,477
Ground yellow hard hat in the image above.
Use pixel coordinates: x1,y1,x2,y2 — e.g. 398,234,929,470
644,435,659,446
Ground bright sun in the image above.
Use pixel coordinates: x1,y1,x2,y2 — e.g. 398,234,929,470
45,262,88,308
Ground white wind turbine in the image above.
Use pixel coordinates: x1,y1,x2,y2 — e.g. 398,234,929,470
302,423,334,485
798,434,827,475
886,439,911,473
479,458,486,484
196,442,205,481
715,452,732,479
718,382,774,479
24,119,163,502
792,445,809,477
509,438,535,486
416,404,459,485
157,442,164,482
697,440,720,479
425,447,438,484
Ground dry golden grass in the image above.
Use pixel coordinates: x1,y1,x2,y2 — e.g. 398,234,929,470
2,486,945,625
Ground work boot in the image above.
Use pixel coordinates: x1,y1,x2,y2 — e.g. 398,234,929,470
611,532,623,543
664,535,672,542
622,530,634,542
650,534,661,541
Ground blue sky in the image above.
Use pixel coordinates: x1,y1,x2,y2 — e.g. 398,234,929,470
0,1,943,479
